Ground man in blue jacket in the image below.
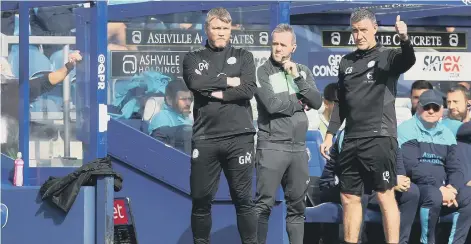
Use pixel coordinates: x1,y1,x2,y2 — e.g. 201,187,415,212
319,130,420,244
148,78,193,134
398,89,471,244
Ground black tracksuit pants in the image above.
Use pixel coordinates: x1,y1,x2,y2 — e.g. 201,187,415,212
255,146,310,244
190,134,257,244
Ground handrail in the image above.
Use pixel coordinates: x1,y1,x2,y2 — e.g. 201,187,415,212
0,34,76,56
1,33,76,158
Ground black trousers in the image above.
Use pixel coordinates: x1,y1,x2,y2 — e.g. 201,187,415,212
190,134,257,244
255,148,309,244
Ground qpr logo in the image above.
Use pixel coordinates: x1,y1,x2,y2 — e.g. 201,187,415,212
259,32,269,45
132,30,142,44
449,34,459,47
331,32,341,46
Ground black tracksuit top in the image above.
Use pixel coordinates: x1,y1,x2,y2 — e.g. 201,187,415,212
1,73,53,122
327,39,416,139
182,42,256,140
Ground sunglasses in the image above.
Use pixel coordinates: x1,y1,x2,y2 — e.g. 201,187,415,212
422,104,441,112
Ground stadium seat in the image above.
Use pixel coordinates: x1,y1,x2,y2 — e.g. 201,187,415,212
396,107,412,126
305,108,321,131
29,71,62,113
9,14,51,78
305,130,346,224
8,45,52,78
306,130,326,177
30,97,61,112
305,203,343,223
141,96,165,133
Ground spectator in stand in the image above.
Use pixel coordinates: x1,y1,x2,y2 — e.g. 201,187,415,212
399,89,471,244
147,78,193,134
410,80,433,116
442,84,471,135
148,79,193,154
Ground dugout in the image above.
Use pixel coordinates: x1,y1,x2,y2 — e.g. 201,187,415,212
1,1,471,243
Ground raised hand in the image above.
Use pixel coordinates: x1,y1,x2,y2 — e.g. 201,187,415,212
395,15,408,41
68,51,82,65
282,60,300,78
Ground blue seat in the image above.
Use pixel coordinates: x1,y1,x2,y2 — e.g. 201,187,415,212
9,14,51,78
305,130,342,224
306,130,326,177
29,71,62,112
8,45,52,78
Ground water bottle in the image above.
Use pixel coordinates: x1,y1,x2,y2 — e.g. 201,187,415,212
13,152,24,186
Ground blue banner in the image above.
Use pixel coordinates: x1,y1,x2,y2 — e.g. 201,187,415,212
308,51,348,89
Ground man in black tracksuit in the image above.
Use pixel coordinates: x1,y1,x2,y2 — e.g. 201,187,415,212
182,8,257,244
319,10,416,244
254,24,322,244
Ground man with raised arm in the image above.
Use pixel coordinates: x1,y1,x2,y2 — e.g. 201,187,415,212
319,9,416,244
253,23,322,244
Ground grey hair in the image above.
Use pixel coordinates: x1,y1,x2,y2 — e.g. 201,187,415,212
271,23,296,44
350,8,377,25
205,7,232,29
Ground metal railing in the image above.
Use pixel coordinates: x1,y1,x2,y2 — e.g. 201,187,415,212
1,34,76,157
